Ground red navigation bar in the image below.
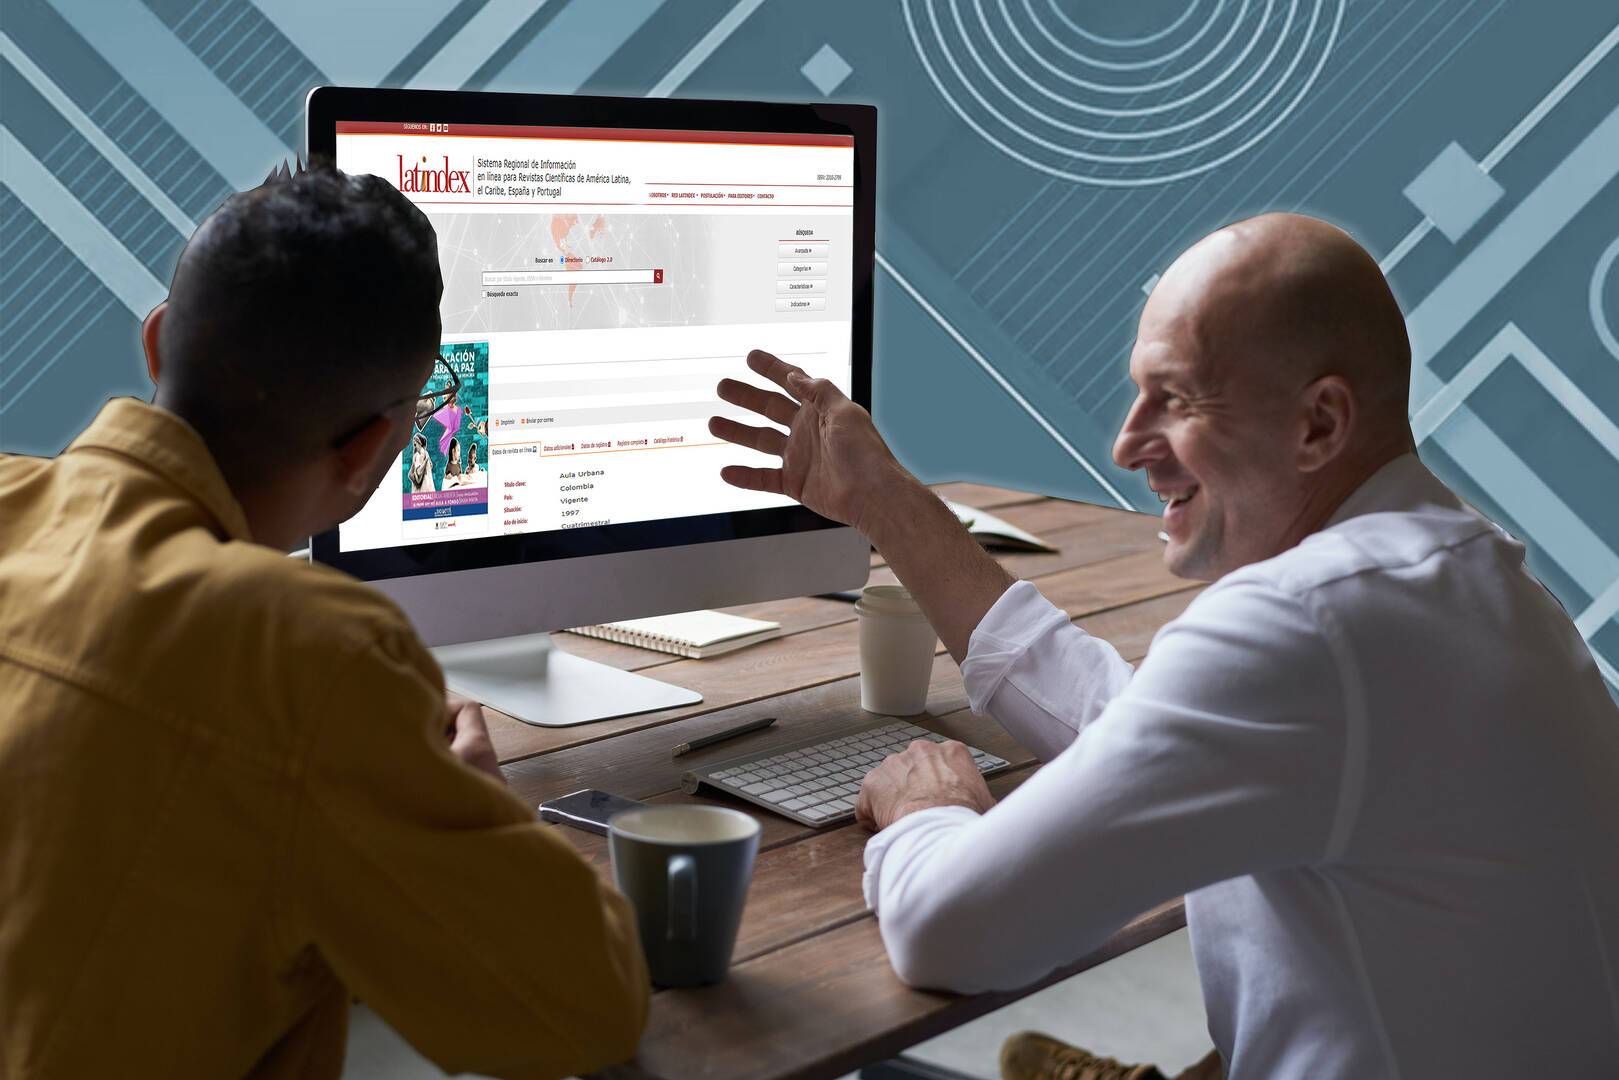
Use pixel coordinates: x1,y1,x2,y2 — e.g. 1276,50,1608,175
335,120,853,147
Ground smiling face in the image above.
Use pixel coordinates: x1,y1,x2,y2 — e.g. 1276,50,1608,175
1113,295,1305,580
1110,216,1416,581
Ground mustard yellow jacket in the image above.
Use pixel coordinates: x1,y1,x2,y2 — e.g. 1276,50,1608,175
0,400,649,1079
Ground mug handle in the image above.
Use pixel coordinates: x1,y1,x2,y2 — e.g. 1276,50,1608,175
667,854,697,942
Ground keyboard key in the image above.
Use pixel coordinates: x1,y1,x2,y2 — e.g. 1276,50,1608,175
803,806,834,821
783,797,812,811
742,783,772,795
761,790,794,804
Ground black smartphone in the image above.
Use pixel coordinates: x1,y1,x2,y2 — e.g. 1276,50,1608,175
537,789,645,836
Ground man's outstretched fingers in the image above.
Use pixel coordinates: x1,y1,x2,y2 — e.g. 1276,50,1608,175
709,416,787,456
719,464,785,494
748,349,810,397
716,378,799,426
784,369,838,410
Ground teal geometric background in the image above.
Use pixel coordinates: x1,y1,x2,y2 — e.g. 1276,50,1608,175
3,0,1618,688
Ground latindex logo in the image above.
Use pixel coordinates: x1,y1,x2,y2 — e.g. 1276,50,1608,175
397,155,472,194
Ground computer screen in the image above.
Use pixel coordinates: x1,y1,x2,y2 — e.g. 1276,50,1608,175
328,114,856,555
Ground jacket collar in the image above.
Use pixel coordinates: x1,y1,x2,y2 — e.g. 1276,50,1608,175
67,398,252,542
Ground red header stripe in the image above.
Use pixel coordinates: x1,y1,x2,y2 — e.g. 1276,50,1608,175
334,121,853,147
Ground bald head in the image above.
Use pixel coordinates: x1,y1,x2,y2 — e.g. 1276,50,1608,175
1114,213,1416,581
1153,212,1412,433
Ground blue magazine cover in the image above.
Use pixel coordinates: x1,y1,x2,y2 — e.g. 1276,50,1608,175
402,341,489,522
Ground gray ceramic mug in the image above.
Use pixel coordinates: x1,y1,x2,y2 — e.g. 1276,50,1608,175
608,804,761,988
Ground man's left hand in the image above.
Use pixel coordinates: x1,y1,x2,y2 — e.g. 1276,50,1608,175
445,694,503,784
856,738,996,831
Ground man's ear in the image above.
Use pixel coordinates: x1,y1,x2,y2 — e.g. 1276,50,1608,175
142,302,167,386
1297,374,1355,473
334,413,404,496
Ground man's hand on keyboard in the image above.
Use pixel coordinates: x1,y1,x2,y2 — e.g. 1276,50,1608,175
856,738,996,832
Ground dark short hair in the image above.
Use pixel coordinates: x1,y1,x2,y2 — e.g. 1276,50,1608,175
159,160,442,478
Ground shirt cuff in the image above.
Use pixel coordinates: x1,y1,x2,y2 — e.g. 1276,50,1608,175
862,804,981,915
960,580,1073,717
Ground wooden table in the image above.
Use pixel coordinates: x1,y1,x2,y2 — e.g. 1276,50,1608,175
487,484,1198,1080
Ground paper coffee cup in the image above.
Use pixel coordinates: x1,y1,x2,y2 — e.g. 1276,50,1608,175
855,585,938,715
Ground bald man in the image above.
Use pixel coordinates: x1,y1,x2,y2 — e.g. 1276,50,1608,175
709,214,1619,1079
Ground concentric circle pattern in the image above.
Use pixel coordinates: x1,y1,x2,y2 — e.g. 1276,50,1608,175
1593,234,1619,363
903,0,1346,187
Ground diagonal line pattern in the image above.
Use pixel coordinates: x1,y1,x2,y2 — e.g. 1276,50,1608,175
1055,0,1443,403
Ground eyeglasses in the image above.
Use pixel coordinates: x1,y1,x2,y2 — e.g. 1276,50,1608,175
332,352,462,449
414,353,461,432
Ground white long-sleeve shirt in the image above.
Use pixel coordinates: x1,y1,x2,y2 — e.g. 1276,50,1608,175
863,455,1619,1078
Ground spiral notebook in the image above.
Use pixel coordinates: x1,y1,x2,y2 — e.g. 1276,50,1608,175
569,609,782,659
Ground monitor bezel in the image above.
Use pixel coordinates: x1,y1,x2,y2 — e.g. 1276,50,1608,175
305,86,874,583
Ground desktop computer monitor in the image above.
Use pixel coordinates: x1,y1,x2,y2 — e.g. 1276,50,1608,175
306,87,874,728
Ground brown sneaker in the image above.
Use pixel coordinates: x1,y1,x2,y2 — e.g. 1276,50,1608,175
1000,1031,1168,1080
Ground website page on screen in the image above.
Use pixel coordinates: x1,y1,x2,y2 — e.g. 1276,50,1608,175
333,120,855,552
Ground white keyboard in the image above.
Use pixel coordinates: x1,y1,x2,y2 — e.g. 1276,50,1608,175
680,719,1010,827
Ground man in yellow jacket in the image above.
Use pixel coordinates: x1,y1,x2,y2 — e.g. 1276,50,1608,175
0,164,649,1079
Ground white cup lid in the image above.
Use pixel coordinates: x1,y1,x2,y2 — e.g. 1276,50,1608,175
857,584,925,617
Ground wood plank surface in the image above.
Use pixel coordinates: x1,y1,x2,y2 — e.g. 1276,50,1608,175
557,498,1157,673
871,498,1152,569
926,482,1048,510
528,709,1039,871
724,764,1039,964
504,577,1201,810
595,897,1187,1080
490,536,1184,765
488,489,1196,1080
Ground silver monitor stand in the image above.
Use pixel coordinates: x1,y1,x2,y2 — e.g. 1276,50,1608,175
433,632,701,728
369,528,868,727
